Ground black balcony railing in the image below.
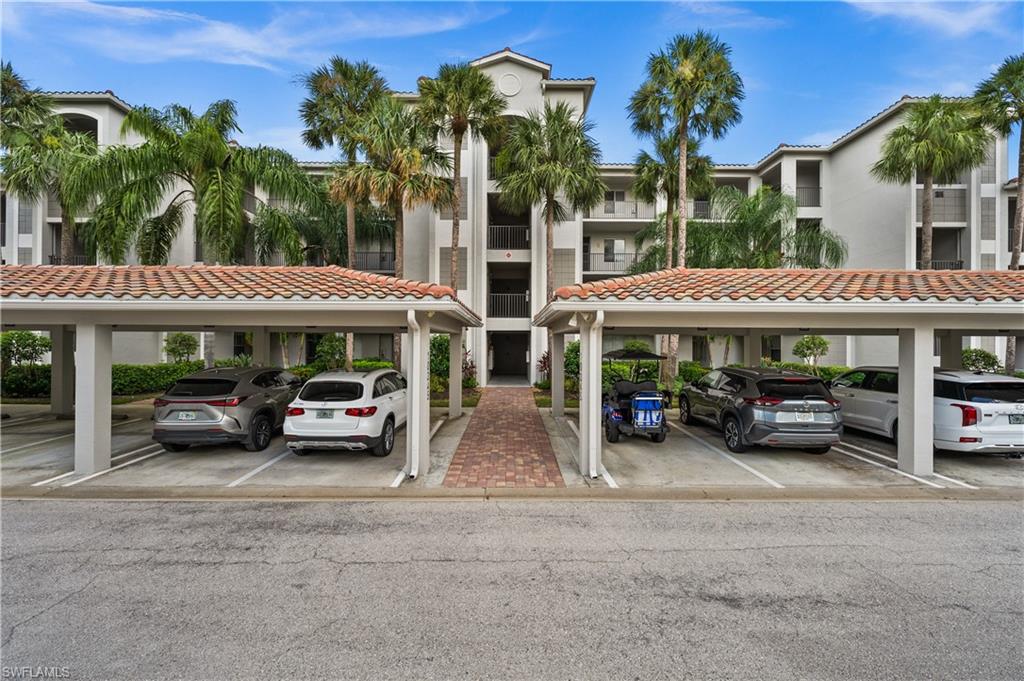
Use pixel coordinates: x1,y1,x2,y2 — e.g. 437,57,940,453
488,292,529,318
917,259,964,270
796,186,822,207
488,224,529,250
48,254,95,265
583,252,638,273
585,201,656,220
353,251,396,272
488,156,498,181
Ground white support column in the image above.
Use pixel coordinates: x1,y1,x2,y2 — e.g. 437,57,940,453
251,327,270,367
577,318,592,477
551,332,565,417
587,317,604,478
50,326,74,418
74,324,112,475
939,332,963,369
898,326,935,476
449,330,463,419
404,313,431,478
743,329,763,367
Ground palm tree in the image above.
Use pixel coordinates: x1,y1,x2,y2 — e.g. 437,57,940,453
1,62,54,150
417,63,506,290
2,119,98,263
86,100,322,265
871,96,991,270
974,55,1023,372
299,57,388,371
628,31,744,268
633,134,714,267
495,101,604,302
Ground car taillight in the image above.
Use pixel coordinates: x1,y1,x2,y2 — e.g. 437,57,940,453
153,398,169,407
744,396,784,407
826,399,841,407
205,396,243,407
951,403,978,427
286,407,305,417
345,406,378,417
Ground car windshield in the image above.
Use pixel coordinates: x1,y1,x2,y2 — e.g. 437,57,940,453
167,378,238,397
757,378,831,400
963,382,1024,403
300,381,363,402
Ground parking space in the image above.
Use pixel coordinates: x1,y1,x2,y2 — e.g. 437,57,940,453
559,409,1022,490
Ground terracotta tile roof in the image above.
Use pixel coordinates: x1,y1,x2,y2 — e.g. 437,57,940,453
553,268,1024,304
1,265,478,315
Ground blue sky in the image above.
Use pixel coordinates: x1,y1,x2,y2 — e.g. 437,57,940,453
3,1,1021,171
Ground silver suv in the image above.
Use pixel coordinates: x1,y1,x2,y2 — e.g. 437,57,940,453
152,367,302,452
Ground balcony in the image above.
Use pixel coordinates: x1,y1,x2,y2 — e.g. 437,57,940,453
48,254,95,265
488,224,529,250
353,250,395,273
488,292,529,318
488,156,498,181
583,252,638,274
795,186,821,207
917,259,964,270
686,200,711,219
585,201,655,220
916,188,967,223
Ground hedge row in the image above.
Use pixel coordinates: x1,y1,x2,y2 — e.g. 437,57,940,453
289,359,394,381
2,361,205,398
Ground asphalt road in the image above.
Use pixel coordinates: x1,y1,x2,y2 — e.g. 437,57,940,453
2,500,1021,680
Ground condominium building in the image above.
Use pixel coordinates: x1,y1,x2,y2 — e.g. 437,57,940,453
2,49,1019,378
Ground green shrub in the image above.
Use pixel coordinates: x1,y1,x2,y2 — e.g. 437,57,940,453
677,360,710,385
1,330,51,369
760,359,850,382
1,365,51,397
622,339,652,353
312,334,347,371
792,335,831,371
564,341,580,381
1,360,205,398
214,354,252,368
961,348,1001,373
425,334,476,389
534,378,552,390
163,333,199,363
286,359,395,383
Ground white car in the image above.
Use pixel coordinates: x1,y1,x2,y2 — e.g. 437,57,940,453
283,369,407,456
830,367,1024,454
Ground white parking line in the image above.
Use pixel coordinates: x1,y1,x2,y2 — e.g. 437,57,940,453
225,450,291,488
30,443,162,486
2,415,50,427
669,422,785,489
565,418,580,439
0,418,143,457
62,448,166,487
839,441,979,490
600,467,619,488
833,446,945,489
390,471,407,488
429,418,446,440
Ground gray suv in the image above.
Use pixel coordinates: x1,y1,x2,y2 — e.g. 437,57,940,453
679,367,843,454
152,367,302,452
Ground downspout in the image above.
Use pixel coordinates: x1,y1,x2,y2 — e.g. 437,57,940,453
588,310,605,479
406,309,421,479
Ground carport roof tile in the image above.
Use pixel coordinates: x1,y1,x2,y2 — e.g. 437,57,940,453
1,264,477,311
553,268,1024,303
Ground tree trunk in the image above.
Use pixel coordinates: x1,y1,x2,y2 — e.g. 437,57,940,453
545,197,555,301
345,197,356,373
450,131,463,295
677,124,688,268
60,208,75,264
1004,135,1024,373
722,335,732,368
664,189,673,269
393,201,404,370
920,172,934,270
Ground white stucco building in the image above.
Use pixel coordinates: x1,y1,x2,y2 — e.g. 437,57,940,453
2,49,1020,375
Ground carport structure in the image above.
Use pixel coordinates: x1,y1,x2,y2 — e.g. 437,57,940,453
0,265,481,479
536,268,1024,480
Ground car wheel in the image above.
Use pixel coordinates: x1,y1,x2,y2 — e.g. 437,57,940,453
723,416,747,453
161,442,189,452
244,413,273,452
605,425,620,443
650,432,666,443
803,445,831,455
371,418,395,457
679,397,694,425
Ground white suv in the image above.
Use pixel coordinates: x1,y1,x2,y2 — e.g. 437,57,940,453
830,367,1024,454
283,369,407,456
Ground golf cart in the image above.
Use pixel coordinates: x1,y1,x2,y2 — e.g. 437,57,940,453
601,348,669,443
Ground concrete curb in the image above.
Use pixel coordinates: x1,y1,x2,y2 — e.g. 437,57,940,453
3,484,1022,503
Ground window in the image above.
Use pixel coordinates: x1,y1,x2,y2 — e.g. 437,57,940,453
277,371,300,388
167,378,238,397
603,239,625,263
868,371,898,394
757,378,831,400
697,370,721,390
833,371,867,389
605,190,625,203
299,381,363,402
252,371,281,388
963,382,1024,404
373,376,393,398
934,380,960,400
719,374,746,393
391,373,407,390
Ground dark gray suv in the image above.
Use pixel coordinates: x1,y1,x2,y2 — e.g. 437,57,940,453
153,367,302,452
679,367,843,454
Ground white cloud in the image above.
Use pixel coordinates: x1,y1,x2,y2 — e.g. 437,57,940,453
666,1,786,30
799,129,844,146
235,126,335,161
6,0,506,71
846,1,1010,37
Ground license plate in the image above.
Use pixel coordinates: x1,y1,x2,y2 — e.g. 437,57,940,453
1010,414,1024,425
795,412,814,422
177,411,197,421
316,410,334,419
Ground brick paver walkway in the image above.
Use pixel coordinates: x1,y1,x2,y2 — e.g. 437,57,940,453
443,387,565,488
